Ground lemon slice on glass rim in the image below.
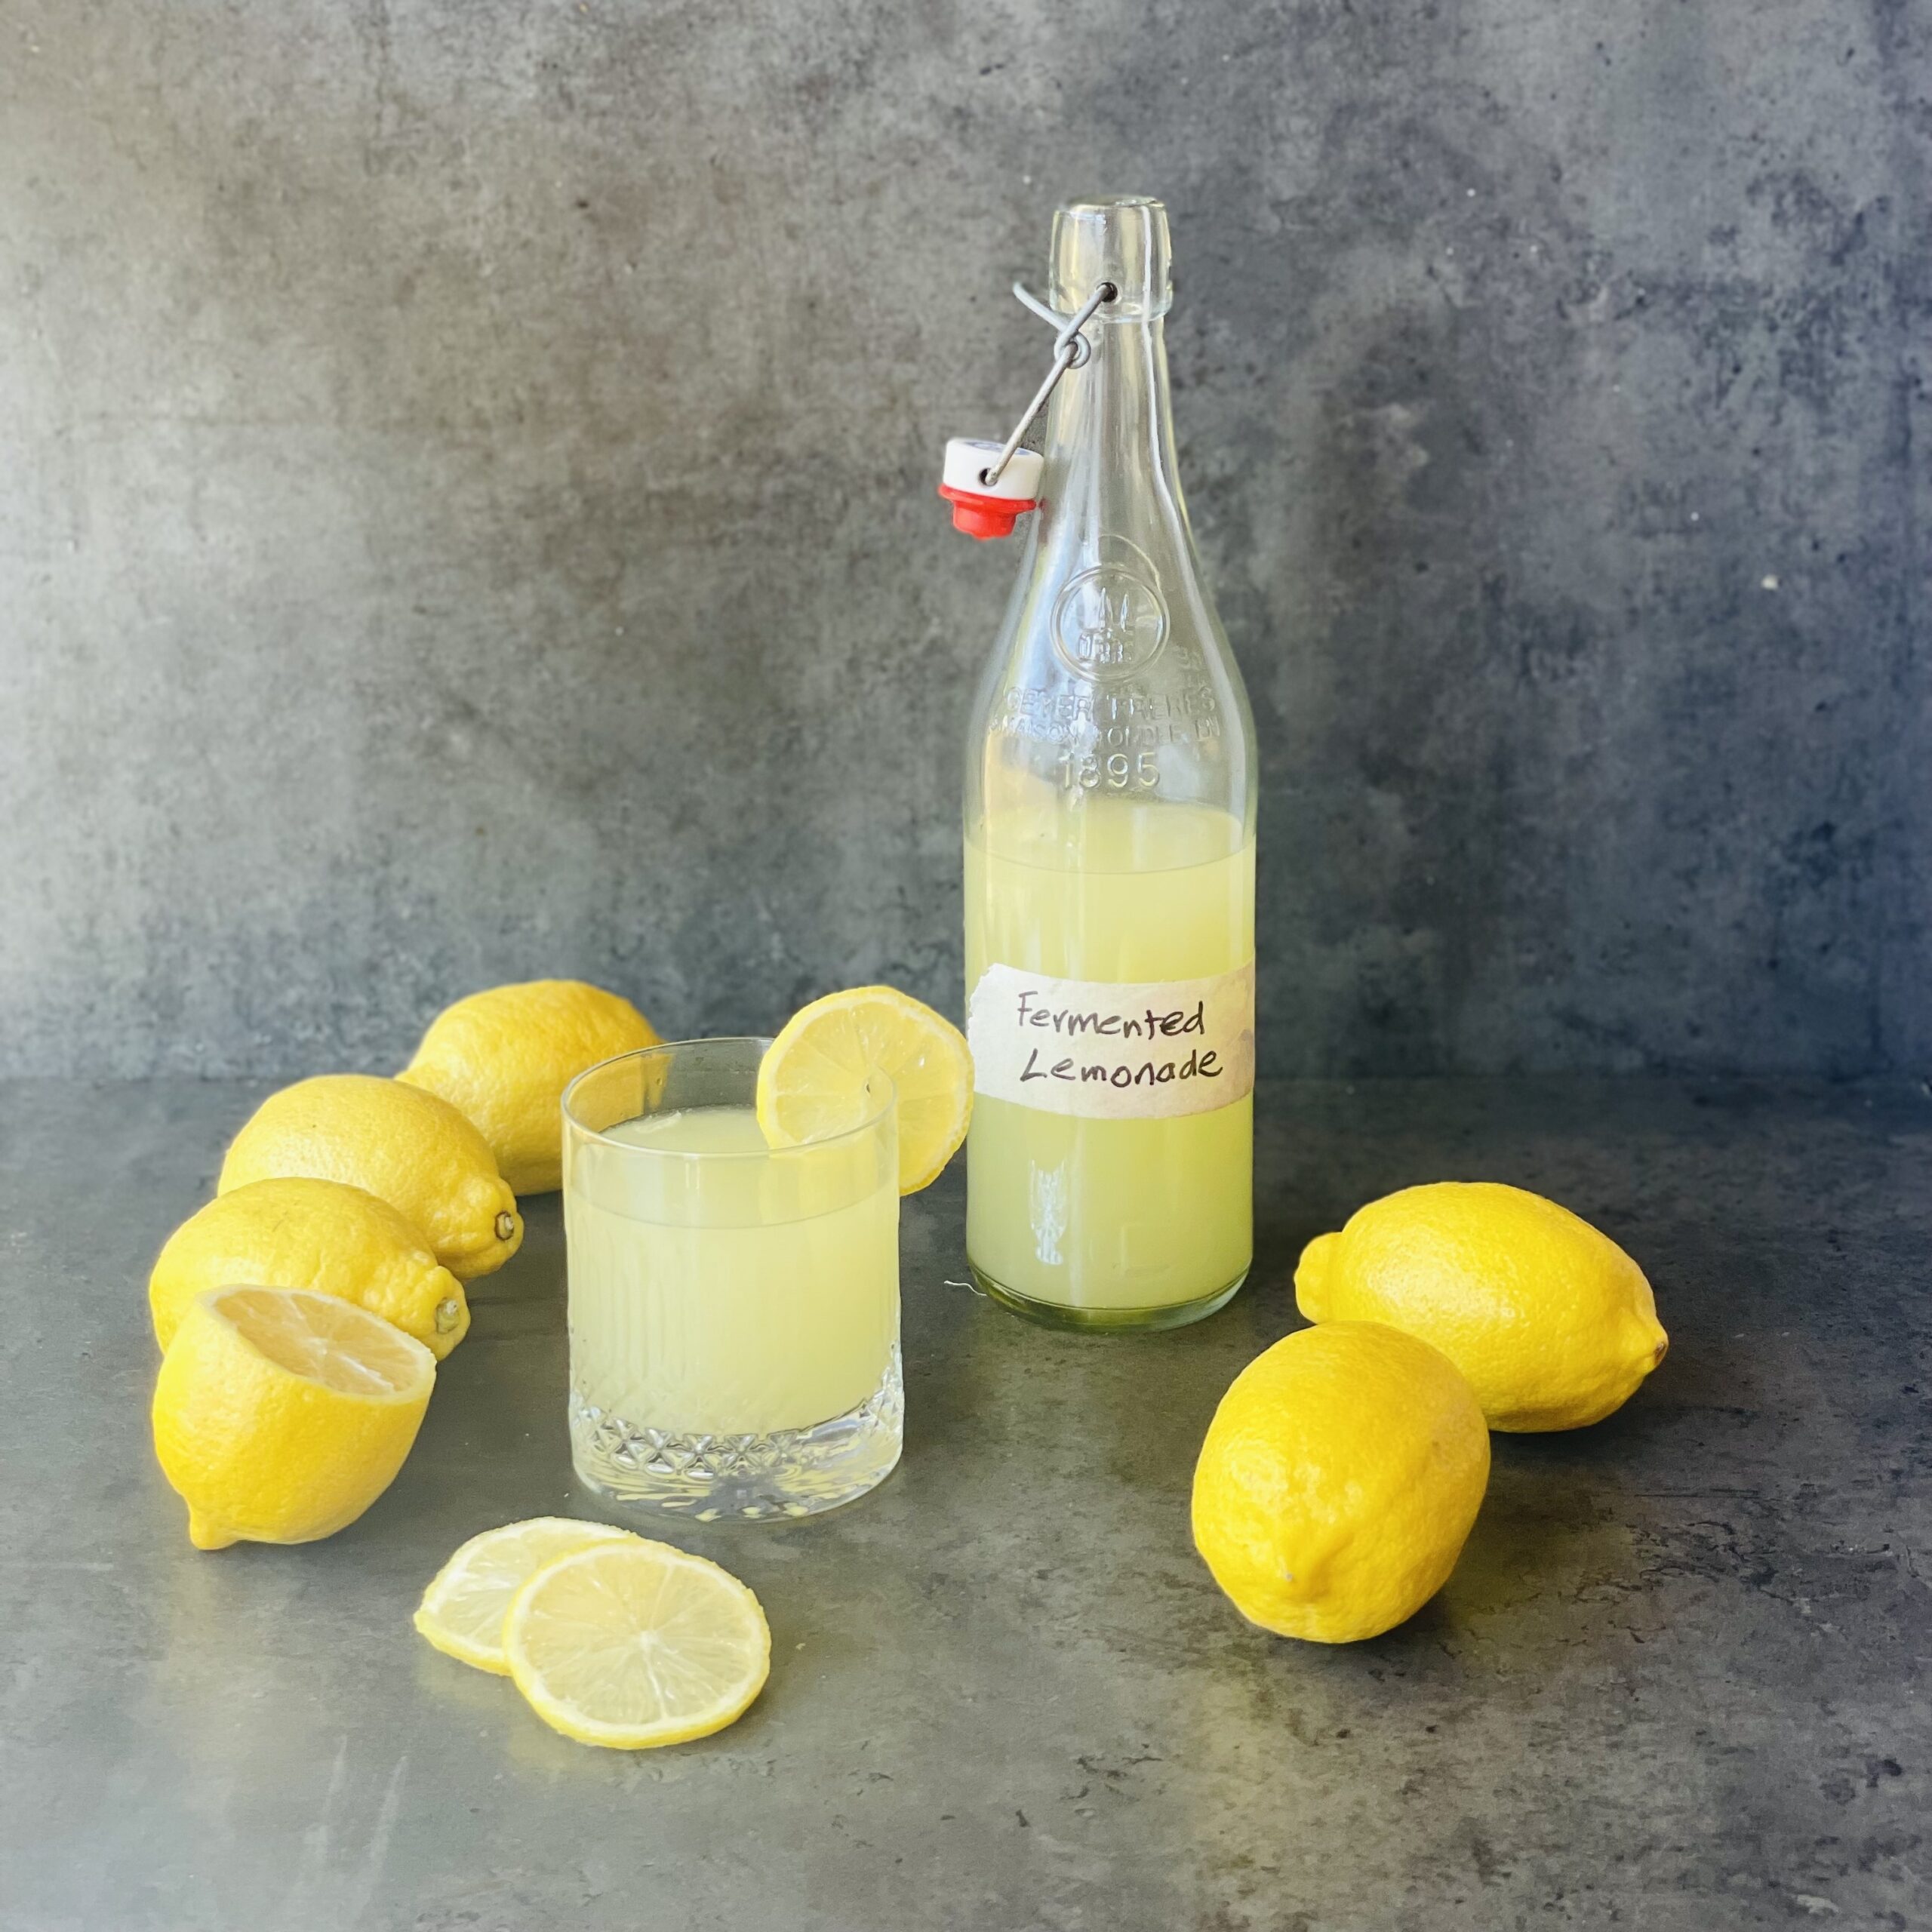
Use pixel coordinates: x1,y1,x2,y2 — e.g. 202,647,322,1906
755,985,973,1192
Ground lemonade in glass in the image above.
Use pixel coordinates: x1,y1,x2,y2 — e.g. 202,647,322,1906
562,1038,900,1518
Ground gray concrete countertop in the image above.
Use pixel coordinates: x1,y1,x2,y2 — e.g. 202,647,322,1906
4,1078,1928,1930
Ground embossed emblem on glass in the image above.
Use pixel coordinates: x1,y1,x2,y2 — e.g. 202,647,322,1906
1052,564,1169,681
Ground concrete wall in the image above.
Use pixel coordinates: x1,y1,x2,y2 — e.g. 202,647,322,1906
2,0,1926,1078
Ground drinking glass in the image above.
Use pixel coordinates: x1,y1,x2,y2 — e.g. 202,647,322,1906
561,1038,901,1518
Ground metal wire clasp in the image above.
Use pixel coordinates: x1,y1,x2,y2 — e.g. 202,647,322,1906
978,279,1118,488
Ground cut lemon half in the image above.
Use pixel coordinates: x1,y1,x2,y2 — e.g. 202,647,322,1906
505,1540,771,1750
151,1284,435,1551
414,1518,638,1674
755,985,972,1192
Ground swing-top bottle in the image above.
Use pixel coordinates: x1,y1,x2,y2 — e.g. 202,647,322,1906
961,195,1258,1330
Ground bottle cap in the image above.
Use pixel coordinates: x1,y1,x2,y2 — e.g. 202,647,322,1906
938,438,1044,540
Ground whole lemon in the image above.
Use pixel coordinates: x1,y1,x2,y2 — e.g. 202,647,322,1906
152,1285,435,1550
150,1177,469,1358
1192,1322,1490,1643
1296,1182,1668,1432
398,980,660,1195
218,1075,521,1282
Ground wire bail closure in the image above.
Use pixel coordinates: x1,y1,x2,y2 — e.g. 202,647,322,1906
937,278,1117,540
980,280,1118,488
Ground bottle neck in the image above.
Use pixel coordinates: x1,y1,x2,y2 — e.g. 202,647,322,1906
1039,315,1189,546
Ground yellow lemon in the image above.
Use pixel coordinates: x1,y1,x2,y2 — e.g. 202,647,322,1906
149,1177,469,1359
1295,1182,1669,1431
218,1074,522,1282
399,980,660,1195
1192,1321,1490,1643
756,986,972,1192
414,1518,638,1674
505,1540,771,1749
152,1285,435,1551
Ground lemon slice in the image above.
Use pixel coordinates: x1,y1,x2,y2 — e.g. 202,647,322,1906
151,1285,435,1551
755,985,973,1192
414,1518,638,1674
505,1540,771,1750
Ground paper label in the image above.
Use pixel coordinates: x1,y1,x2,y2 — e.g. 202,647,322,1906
967,961,1256,1121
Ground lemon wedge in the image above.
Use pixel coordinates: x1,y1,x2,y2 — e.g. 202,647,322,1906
152,1285,435,1550
414,1518,637,1674
505,1540,771,1750
755,985,972,1192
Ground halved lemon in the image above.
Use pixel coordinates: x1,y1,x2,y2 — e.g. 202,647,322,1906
414,1518,638,1674
151,1284,435,1550
505,1540,771,1749
755,986,972,1192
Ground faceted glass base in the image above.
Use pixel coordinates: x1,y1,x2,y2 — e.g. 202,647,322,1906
970,1266,1247,1333
568,1345,903,1521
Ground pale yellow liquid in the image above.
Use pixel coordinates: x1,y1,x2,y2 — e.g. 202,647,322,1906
965,797,1255,1315
565,1106,898,1434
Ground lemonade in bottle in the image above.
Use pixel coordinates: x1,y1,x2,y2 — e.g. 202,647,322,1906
960,196,1258,1330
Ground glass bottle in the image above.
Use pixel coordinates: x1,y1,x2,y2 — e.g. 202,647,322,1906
961,195,1259,1331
